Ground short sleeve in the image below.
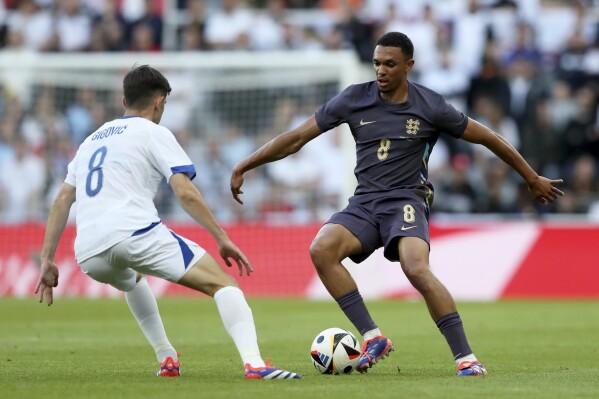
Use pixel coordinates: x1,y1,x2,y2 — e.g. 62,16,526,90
433,97,468,139
314,86,353,132
148,127,196,181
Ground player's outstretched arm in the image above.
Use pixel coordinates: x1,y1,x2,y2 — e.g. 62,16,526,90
462,118,564,205
230,115,322,204
36,183,76,306
169,173,252,276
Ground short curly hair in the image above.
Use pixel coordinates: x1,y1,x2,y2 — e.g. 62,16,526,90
376,32,414,59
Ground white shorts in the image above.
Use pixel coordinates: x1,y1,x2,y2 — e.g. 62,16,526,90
79,223,206,291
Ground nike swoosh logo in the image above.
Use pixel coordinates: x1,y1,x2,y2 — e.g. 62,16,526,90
401,225,418,231
359,119,376,126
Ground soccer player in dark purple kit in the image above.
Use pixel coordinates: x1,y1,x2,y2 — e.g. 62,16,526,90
230,32,564,376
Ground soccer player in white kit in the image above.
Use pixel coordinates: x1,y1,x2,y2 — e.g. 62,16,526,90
35,65,300,380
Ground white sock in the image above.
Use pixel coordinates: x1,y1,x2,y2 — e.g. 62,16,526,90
125,277,177,363
363,328,382,341
214,286,265,368
455,353,478,366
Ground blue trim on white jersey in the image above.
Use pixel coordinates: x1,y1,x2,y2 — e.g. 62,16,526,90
131,221,161,236
169,231,194,269
171,165,196,181
119,115,141,119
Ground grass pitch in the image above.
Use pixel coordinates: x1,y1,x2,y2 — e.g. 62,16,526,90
1,297,598,399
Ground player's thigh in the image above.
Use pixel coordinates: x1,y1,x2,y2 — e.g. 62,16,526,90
79,253,137,292
397,236,431,275
311,222,365,263
324,205,381,263
380,196,430,262
177,253,237,297
123,224,207,284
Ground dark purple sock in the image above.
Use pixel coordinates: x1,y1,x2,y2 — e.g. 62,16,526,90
335,290,377,335
435,312,473,360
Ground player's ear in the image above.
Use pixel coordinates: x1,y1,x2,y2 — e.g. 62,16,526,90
155,95,165,110
406,59,415,72
122,96,127,109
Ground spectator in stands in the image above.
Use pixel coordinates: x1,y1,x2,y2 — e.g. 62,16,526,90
3,24,27,52
20,87,68,152
502,22,549,137
88,100,110,133
569,154,599,213
335,0,378,63
5,0,54,51
486,0,519,56
88,0,127,52
481,157,519,213
295,26,325,52
433,154,481,214
262,100,321,218
204,0,252,50
555,28,591,91
519,89,567,178
557,154,599,214
0,94,24,128
3,0,599,221
0,135,45,223
323,23,354,51
418,30,469,108
502,22,542,69
302,127,345,221
178,0,206,50
451,0,488,77
0,2,5,47
247,0,287,51
159,69,198,133
472,95,520,164
40,129,74,213
383,2,441,76
125,0,163,50
54,0,93,52
229,168,267,222
0,117,17,167
180,22,204,51
129,21,160,51
466,50,511,118
193,137,236,222
561,85,599,162
220,121,255,168
266,147,320,217
549,80,579,132
65,87,97,144
582,26,599,75
257,180,297,224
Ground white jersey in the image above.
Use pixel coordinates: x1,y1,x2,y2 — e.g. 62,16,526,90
65,116,195,263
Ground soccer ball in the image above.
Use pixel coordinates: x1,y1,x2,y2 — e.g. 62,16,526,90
310,327,361,374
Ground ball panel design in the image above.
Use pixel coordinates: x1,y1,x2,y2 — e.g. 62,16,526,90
310,327,361,375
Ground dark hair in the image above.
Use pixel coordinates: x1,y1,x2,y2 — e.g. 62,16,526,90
123,65,172,109
376,32,414,58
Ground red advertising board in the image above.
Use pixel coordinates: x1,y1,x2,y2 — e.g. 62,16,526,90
1,222,598,300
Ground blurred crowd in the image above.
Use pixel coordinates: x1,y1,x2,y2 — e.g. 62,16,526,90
0,0,599,224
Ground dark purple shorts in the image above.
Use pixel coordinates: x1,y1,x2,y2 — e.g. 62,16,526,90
327,192,430,263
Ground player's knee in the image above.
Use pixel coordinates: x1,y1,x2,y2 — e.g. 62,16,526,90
309,239,334,270
218,273,238,289
205,280,239,297
402,261,433,289
310,240,345,271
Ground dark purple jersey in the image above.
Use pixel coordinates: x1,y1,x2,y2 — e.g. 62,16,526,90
315,81,467,198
